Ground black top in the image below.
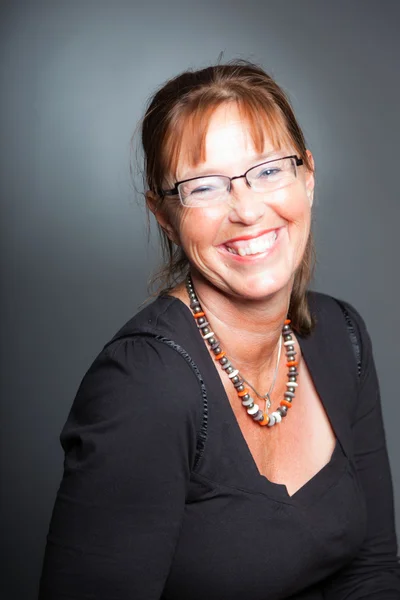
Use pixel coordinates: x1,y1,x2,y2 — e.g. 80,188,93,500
39,292,400,599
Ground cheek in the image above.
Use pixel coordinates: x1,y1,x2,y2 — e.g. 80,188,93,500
178,206,226,246
273,186,311,223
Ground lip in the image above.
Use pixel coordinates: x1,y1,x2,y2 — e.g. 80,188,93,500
218,227,282,261
222,227,281,246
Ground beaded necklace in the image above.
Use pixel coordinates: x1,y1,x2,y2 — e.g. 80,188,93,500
186,274,299,427
241,335,282,413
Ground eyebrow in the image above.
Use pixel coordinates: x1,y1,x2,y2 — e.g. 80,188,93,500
178,150,286,181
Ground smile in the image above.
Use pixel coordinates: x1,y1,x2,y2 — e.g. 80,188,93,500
224,230,278,256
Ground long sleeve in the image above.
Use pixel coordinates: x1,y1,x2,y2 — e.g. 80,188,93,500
322,303,400,599
38,335,201,600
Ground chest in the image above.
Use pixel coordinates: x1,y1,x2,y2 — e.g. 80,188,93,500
223,358,336,496
163,305,367,599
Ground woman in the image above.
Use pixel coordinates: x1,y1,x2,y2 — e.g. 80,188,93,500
39,62,400,599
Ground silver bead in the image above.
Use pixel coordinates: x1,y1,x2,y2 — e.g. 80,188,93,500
253,410,264,421
233,379,243,387
242,396,254,407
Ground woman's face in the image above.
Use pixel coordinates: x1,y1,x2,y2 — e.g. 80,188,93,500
158,103,315,302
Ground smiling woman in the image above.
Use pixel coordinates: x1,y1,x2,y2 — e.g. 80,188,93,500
148,101,314,310
144,64,315,333
38,62,400,599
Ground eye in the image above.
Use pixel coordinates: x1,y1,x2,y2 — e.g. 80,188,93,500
181,176,224,199
190,184,217,196
257,167,282,179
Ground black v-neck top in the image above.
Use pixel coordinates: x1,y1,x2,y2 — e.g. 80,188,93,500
39,292,400,599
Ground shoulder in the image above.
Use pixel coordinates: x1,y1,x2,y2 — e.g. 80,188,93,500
84,333,203,403
64,297,205,447
106,295,196,345
307,290,367,336
306,290,372,382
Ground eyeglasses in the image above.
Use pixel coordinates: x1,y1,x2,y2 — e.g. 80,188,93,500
162,155,304,208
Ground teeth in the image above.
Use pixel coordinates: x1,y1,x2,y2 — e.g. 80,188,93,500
226,231,277,256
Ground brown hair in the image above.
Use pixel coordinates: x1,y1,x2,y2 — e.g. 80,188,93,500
141,60,315,334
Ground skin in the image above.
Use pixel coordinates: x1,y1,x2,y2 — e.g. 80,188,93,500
148,103,336,496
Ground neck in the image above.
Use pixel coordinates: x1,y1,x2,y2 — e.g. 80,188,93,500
174,271,293,384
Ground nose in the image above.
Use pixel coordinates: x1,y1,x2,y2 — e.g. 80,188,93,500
227,178,266,225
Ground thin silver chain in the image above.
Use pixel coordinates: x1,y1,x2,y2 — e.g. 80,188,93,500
241,335,282,414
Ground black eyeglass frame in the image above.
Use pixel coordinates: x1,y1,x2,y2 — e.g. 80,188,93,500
161,155,304,198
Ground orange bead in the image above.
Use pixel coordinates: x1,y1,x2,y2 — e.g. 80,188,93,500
259,414,270,426
280,399,292,409
194,311,205,318
214,351,226,360
284,319,291,325
238,389,250,397
286,360,298,367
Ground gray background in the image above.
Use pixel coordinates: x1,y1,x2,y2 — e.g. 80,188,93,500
1,1,399,598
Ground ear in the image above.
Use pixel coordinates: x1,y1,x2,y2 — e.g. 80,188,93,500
146,192,181,246
304,150,315,207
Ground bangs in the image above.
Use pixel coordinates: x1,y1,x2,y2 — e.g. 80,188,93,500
161,94,294,185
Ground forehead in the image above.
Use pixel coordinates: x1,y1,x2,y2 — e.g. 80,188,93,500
164,99,293,182
206,104,281,162
205,104,266,155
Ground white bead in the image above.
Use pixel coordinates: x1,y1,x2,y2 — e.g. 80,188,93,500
228,369,239,378
271,411,282,423
286,381,298,387
247,403,259,415
283,340,294,345
202,331,215,339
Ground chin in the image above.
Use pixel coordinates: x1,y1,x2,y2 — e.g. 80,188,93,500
226,271,293,302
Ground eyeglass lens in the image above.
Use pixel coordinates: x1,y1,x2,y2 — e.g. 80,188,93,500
179,157,298,207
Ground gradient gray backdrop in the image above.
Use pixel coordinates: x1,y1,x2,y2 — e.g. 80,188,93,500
1,1,399,598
